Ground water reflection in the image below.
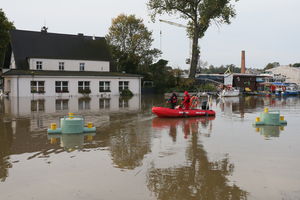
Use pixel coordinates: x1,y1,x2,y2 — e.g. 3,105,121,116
152,117,215,141
31,99,45,112
218,96,300,118
0,95,144,181
108,113,152,169
78,97,91,110
99,98,110,109
55,99,69,111
254,125,286,139
119,98,129,108
148,116,248,199
47,132,96,151
218,96,262,118
0,119,13,182
2,95,141,116
1,95,300,199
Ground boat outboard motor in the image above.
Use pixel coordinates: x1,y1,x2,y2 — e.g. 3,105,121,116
201,101,209,110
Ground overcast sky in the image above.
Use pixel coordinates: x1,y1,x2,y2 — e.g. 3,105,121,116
2,0,300,70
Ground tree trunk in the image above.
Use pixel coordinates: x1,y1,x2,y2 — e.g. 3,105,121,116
189,26,199,78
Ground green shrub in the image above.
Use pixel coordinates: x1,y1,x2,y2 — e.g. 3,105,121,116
120,88,133,97
197,83,217,92
79,88,91,94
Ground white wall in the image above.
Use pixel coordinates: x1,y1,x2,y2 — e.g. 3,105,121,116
28,58,110,72
6,75,141,97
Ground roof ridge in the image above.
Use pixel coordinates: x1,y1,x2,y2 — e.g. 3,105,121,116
11,29,104,39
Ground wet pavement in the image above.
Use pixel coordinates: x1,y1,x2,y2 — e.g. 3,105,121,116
0,95,300,200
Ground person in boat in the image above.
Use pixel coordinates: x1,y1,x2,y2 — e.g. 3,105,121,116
167,92,178,109
201,100,209,110
271,84,276,94
182,91,191,110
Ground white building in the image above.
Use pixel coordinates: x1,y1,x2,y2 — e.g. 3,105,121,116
1,29,142,97
266,65,300,85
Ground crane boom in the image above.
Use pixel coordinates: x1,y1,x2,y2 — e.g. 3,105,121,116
159,19,191,64
159,19,187,28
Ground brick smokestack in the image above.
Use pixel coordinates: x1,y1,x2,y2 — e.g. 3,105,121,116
241,50,246,74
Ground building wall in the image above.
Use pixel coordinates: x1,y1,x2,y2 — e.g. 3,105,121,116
5,76,141,97
28,58,110,72
267,66,300,85
233,75,257,91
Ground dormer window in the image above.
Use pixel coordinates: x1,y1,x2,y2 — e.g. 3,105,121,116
79,63,85,71
59,62,64,71
36,61,42,70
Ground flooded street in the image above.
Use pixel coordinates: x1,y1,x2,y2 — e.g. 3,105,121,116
0,95,300,200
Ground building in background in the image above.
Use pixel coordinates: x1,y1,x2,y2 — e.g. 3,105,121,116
1,29,142,97
221,73,257,92
266,65,300,85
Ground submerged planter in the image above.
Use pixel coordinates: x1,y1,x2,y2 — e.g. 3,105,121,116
253,108,287,126
47,113,96,134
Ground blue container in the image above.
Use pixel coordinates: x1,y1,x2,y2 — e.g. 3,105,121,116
47,114,96,134
253,109,287,126
60,117,84,134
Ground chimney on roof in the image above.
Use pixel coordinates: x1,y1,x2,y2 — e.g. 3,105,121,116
41,26,48,33
241,50,246,74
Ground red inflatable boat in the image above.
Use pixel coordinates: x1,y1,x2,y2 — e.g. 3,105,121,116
152,107,216,118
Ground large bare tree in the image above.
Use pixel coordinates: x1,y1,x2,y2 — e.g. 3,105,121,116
148,0,238,78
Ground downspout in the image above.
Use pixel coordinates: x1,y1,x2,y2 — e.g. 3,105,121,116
139,77,142,95
17,75,19,115
139,77,141,110
17,75,19,98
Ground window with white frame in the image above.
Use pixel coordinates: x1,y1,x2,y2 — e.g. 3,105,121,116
31,81,45,93
55,81,69,93
99,98,110,109
36,61,42,70
78,81,90,93
59,62,64,71
55,99,69,110
79,63,85,71
99,81,110,92
119,81,129,92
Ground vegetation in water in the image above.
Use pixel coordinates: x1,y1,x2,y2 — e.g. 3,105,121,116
120,88,134,97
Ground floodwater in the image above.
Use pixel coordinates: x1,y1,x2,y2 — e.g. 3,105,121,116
0,95,300,200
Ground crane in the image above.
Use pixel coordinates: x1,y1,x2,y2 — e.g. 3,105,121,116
159,19,192,64
159,19,187,28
